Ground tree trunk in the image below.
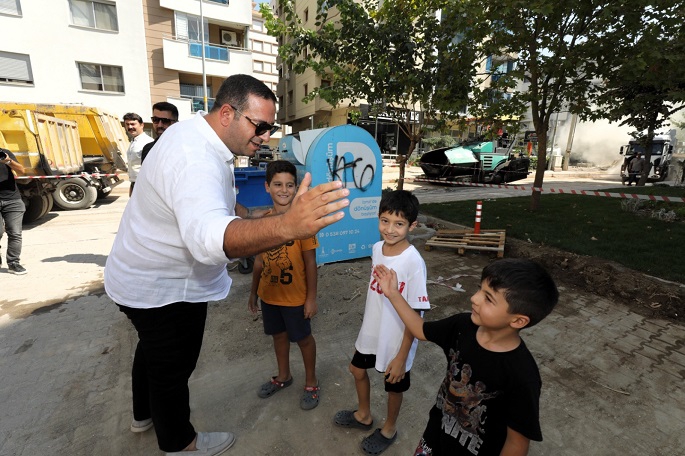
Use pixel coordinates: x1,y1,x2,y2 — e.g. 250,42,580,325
530,128,548,211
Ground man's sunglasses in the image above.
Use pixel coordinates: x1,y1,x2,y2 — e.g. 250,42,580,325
151,116,176,125
230,105,280,136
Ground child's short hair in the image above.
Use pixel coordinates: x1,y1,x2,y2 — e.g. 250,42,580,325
481,258,558,328
265,160,297,184
378,190,419,224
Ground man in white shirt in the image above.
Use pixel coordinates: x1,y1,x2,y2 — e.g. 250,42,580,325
123,112,154,196
105,74,349,456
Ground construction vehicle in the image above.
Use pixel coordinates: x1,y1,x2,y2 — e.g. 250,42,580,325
417,136,530,184
619,129,676,183
0,103,128,223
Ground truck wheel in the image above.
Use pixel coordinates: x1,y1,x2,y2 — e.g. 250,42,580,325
22,194,46,223
40,194,54,219
491,173,504,184
53,178,98,210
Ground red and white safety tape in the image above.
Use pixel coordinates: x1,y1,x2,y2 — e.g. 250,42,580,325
409,178,685,203
16,173,120,180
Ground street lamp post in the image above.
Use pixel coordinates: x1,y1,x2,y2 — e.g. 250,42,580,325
200,0,208,111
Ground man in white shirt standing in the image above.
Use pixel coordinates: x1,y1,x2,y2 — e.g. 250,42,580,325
123,112,154,196
105,74,349,456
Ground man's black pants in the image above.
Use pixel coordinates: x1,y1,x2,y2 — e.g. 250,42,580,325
118,301,207,452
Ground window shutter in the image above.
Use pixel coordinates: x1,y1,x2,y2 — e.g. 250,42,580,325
0,52,32,81
175,12,188,40
0,0,21,15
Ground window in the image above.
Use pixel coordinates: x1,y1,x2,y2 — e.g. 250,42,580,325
304,83,308,97
287,90,293,104
70,0,118,31
254,61,264,72
207,0,228,4
304,8,309,22
0,51,33,85
78,62,124,92
175,12,208,42
252,19,263,32
252,40,263,52
321,79,331,88
180,83,214,112
0,0,21,16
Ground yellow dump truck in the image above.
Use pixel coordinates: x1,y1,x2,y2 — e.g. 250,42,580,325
0,103,129,222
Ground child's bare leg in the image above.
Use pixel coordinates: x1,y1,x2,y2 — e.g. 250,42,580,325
382,391,403,438
272,331,291,381
349,364,372,425
296,334,317,387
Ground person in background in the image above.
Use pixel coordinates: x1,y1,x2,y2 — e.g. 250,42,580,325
627,153,646,186
141,102,179,164
0,148,27,275
105,74,349,456
123,112,154,196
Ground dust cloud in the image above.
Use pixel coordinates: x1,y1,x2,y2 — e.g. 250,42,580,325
549,118,634,168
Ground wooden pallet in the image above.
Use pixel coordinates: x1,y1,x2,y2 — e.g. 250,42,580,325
425,229,506,258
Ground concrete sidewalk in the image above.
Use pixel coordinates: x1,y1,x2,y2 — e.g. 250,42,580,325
1,172,684,455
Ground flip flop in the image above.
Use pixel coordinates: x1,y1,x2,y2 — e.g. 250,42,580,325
257,376,293,398
333,410,373,430
361,428,397,455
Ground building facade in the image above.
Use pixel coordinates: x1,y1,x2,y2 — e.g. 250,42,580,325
1,0,283,147
0,0,151,118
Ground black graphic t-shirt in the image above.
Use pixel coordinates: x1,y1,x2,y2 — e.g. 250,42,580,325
419,313,542,456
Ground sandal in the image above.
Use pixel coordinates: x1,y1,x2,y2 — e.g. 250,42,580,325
333,410,373,430
300,384,320,410
257,376,293,398
361,428,397,455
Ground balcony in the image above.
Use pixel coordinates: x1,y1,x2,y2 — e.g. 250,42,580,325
162,36,253,77
160,0,251,25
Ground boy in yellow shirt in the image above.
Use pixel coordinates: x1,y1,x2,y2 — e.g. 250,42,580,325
248,160,320,410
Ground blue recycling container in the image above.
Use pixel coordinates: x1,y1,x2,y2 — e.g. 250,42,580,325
278,125,383,265
234,166,272,208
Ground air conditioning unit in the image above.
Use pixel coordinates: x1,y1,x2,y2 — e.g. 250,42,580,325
221,30,238,46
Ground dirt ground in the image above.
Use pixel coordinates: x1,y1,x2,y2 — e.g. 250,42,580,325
416,218,685,323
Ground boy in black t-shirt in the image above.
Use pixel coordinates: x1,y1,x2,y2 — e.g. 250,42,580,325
373,258,558,456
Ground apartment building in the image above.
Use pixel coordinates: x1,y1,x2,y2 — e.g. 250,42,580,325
0,0,151,118
142,0,283,145
1,0,283,146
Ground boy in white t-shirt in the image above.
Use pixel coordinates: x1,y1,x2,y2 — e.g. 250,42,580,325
334,190,430,455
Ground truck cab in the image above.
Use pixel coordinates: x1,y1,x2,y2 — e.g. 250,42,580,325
619,129,676,183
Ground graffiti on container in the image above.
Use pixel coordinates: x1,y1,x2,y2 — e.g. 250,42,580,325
326,141,377,191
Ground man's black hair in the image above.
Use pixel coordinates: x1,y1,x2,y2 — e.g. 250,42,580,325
266,160,297,185
481,258,559,328
378,190,419,224
123,112,143,123
152,102,179,120
212,74,277,113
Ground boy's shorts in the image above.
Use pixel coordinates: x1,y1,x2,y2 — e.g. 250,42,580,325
261,300,311,343
351,350,411,393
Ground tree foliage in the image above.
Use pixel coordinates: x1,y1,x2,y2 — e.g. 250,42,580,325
261,0,473,189
443,0,643,209
586,1,685,185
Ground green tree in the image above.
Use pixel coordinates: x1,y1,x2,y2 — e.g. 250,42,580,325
587,3,685,185
261,0,473,189
445,0,638,209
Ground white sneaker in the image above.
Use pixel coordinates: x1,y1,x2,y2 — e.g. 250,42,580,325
165,432,236,456
130,418,153,433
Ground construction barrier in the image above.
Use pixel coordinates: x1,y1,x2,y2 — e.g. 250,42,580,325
16,173,120,180
409,177,685,203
